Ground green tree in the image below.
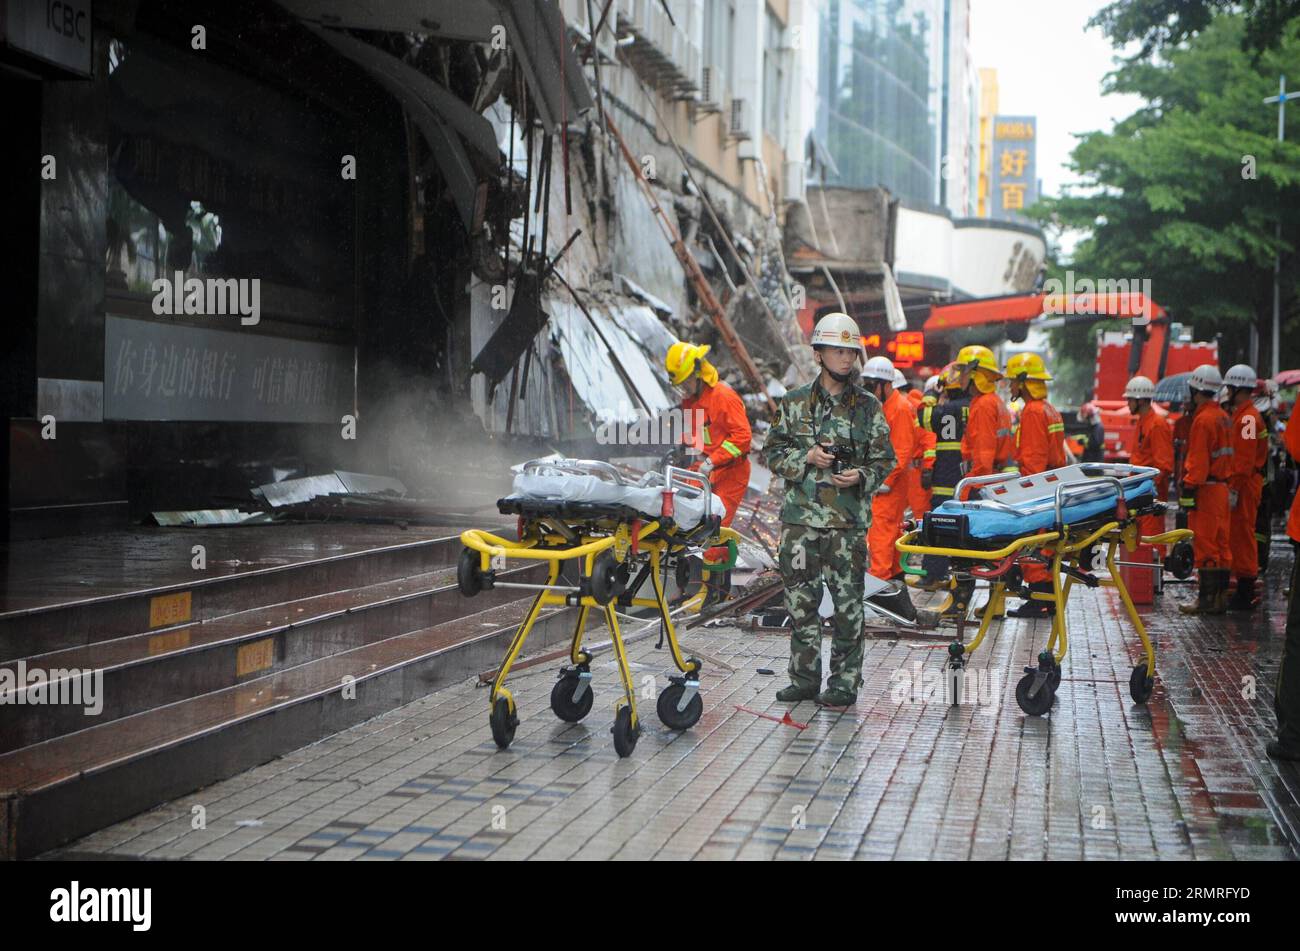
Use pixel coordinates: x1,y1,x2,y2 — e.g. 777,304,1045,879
1091,0,1300,60
1031,14,1300,382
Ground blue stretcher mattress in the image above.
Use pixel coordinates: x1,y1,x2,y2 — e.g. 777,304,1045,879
925,478,1156,544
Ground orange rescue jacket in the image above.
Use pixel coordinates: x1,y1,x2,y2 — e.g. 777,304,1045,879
682,379,752,471
1015,398,1067,475
1182,400,1232,490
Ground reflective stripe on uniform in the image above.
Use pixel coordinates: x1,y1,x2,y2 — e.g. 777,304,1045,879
721,440,742,457
1211,447,1234,458
936,441,962,450
923,449,936,459
931,486,955,496
996,428,1013,438
1047,423,1065,433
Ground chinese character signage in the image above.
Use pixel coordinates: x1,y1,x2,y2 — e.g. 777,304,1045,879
990,115,1037,222
104,316,354,422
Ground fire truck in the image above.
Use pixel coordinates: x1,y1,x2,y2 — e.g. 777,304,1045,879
921,290,1217,462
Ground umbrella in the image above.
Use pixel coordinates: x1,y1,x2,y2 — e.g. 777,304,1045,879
1154,372,1191,404
1274,369,1300,386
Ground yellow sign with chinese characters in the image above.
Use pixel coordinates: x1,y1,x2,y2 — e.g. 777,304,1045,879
990,115,1037,220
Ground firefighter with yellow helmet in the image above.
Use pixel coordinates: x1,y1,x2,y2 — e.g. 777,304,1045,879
956,344,1014,481
664,341,752,603
1003,351,1067,618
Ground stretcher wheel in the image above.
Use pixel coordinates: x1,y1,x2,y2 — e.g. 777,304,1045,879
550,671,594,722
589,551,626,606
611,705,639,758
1165,541,1194,581
458,547,485,597
656,681,703,730
1129,664,1154,704
1015,672,1055,716
489,696,518,749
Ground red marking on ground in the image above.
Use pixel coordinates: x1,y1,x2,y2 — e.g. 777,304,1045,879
734,705,808,730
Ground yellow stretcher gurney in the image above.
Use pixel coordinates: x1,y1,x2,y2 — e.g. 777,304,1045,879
896,463,1193,715
458,459,740,757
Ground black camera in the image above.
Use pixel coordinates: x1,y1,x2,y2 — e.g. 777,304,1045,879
822,443,853,474
817,443,853,485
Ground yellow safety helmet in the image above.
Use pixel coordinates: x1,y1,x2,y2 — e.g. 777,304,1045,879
956,344,1001,376
956,344,1002,394
1004,352,1052,382
665,341,712,386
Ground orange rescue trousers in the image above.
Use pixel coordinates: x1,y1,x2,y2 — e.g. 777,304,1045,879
869,486,908,579
1189,483,1231,569
703,461,748,563
1229,474,1263,578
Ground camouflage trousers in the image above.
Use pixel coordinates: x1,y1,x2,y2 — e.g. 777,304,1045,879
778,524,867,694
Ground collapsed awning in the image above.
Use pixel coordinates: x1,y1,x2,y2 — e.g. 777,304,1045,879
493,0,594,133
281,0,594,136
306,24,498,229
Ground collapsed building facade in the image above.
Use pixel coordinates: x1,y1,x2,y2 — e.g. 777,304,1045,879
2,0,1043,540
2,0,817,539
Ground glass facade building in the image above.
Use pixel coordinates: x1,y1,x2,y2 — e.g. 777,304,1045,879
817,0,944,207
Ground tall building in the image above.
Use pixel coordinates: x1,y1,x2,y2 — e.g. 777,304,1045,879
814,0,975,214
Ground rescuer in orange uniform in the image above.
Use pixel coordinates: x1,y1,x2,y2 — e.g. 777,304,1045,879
957,344,1014,483
862,355,918,621
665,341,751,603
1223,364,1267,611
910,375,937,518
1178,364,1233,615
1003,352,1067,619
1123,376,1175,558
1270,409,1300,761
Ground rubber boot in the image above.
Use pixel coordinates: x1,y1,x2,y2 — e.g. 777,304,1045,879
1178,571,1211,615
1227,575,1257,612
1007,581,1055,618
1207,568,1229,615
940,579,976,617
867,575,918,623
703,568,731,608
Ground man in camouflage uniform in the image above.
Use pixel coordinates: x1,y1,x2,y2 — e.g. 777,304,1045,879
765,313,895,706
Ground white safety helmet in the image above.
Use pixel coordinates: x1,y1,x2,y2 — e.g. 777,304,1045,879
893,368,907,389
861,355,896,383
924,374,943,395
1255,379,1279,415
1188,364,1223,394
1223,364,1258,390
810,312,863,360
1123,376,1156,400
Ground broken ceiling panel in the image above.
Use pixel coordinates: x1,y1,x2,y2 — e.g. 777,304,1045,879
276,0,498,41
546,295,675,426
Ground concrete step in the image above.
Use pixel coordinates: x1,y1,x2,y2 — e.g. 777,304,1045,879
0,561,546,753
0,530,475,661
0,594,582,859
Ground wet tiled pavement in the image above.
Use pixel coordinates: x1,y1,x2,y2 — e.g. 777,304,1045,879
56,555,1300,861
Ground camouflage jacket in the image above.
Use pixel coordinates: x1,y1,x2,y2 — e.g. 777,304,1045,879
765,377,895,528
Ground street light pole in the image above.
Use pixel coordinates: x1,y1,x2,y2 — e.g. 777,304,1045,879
1264,75,1300,378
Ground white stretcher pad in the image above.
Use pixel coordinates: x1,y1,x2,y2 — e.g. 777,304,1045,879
507,459,726,531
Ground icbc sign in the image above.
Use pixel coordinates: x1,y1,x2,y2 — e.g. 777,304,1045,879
1,0,92,76
47,1,89,42
860,331,925,368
